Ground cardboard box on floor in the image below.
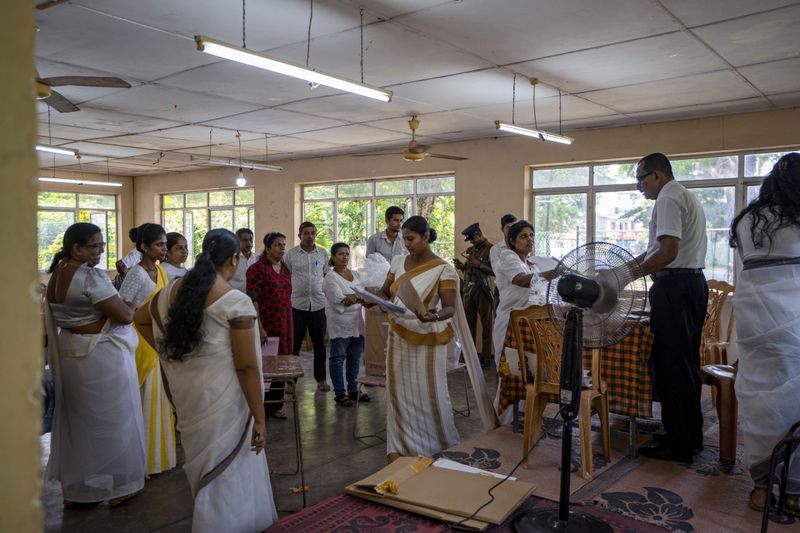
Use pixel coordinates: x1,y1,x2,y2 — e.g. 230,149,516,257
364,306,388,376
345,457,535,531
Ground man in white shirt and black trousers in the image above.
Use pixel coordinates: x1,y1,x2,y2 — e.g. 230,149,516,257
629,152,708,464
284,221,332,391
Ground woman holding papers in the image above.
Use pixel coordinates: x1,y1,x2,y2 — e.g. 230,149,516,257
323,242,372,407
492,220,549,424
377,216,461,462
135,229,277,532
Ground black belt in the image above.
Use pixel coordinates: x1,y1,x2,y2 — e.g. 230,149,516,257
650,268,703,281
742,257,800,271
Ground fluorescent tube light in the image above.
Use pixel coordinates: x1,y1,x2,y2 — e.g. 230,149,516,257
195,35,392,103
191,155,283,172
39,177,123,187
494,121,573,145
36,144,78,156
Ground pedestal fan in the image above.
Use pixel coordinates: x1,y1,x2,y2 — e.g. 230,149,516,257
514,242,647,533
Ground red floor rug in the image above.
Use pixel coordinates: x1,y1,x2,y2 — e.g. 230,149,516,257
265,493,669,532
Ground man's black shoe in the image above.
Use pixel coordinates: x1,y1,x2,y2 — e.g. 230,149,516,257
637,444,694,463
652,432,704,452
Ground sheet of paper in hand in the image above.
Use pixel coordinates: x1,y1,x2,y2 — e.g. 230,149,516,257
352,286,407,316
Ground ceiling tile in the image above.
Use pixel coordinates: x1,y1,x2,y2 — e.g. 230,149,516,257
693,5,800,66
279,93,442,122
738,57,800,95
464,95,615,125
58,141,155,158
514,32,728,93
43,107,184,135
582,71,760,113
36,122,127,142
627,97,768,122
768,91,800,107
659,0,797,27
97,134,203,151
396,0,681,64
365,110,492,137
291,124,409,145
203,108,348,135
88,85,260,123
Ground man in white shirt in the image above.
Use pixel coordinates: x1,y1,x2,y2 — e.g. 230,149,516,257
366,205,408,262
629,153,708,464
489,214,517,315
229,228,259,293
284,221,331,391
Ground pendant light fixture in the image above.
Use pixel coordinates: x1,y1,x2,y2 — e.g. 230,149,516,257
235,130,246,187
494,77,573,145
195,1,391,102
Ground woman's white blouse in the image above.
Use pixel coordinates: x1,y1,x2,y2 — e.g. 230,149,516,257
323,270,365,340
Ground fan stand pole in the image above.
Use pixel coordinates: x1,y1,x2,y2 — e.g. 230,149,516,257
513,308,612,533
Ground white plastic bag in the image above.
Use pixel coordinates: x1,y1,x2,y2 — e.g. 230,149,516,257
360,253,391,288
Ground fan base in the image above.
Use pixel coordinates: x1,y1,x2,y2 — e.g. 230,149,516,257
513,509,613,533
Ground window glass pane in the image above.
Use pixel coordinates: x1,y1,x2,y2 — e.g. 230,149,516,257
304,185,335,200
416,195,455,260
417,176,455,194
533,193,587,257
162,194,183,209
209,190,233,207
185,192,207,207
38,211,74,270
303,202,334,252
694,186,736,282
188,209,208,264
375,197,412,231
210,210,233,231
744,151,793,177
77,210,91,223
594,191,652,257
235,188,254,205
163,210,184,234
532,167,589,188
671,156,736,181
377,179,413,196
747,185,760,204
106,211,117,270
234,207,251,231
593,163,637,186
89,212,108,269
38,191,76,208
337,200,372,270
78,193,115,210
338,182,372,198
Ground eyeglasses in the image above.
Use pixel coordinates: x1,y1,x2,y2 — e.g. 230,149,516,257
636,171,655,183
82,242,106,250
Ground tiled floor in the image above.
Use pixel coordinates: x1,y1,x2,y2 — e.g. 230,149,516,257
41,352,496,532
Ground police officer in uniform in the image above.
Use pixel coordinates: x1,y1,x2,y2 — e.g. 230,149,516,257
454,223,494,367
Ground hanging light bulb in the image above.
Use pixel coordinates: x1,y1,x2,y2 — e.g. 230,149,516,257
236,167,247,187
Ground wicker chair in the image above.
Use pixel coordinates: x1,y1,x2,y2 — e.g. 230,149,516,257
510,305,610,479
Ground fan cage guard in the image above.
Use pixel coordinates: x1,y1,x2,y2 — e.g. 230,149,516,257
546,242,647,348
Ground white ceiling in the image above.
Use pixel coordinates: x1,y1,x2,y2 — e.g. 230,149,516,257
33,0,800,175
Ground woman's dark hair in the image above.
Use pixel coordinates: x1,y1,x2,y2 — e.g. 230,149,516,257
162,229,240,361
261,231,286,259
401,215,437,243
136,223,166,254
730,153,800,250
47,223,102,273
506,220,534,251
128,227,139,244
166,232,185,251
329,242,350,266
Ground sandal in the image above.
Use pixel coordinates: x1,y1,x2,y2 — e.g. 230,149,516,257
349,391,370,403
270,409,288,419
749,489,774,512
785,495,800,517
335,395,353,407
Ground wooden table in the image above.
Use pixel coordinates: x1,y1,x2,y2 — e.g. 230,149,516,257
263,355,306,508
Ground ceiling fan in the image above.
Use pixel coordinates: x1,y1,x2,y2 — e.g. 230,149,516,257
353,116,468,162
36,72,131,113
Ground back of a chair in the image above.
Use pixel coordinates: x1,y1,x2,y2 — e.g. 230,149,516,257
510,305,562,388
702,280,735,362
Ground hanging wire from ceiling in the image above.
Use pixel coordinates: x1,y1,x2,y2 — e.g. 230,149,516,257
360,8,365,84
511,73,517,124
264,133,270,164
242,0,247,48
208,128,213,159
558,89,563,135
532,80,539,131
305,0,314,67
237,130,243,166
47,106,56,177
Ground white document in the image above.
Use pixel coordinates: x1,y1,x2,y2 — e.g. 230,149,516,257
352,286,407,316
432,458,516,481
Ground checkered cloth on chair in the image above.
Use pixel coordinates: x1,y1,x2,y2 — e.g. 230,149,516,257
500,320,655,418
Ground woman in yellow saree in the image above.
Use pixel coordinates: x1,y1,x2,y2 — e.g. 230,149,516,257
377,216,482,463
119,223,177,475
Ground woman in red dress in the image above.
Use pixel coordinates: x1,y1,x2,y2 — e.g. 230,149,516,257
247,231,293,419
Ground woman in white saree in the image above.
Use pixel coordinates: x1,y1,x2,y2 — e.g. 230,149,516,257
45,223,146,506
135,229,277,532
730,153,800,515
